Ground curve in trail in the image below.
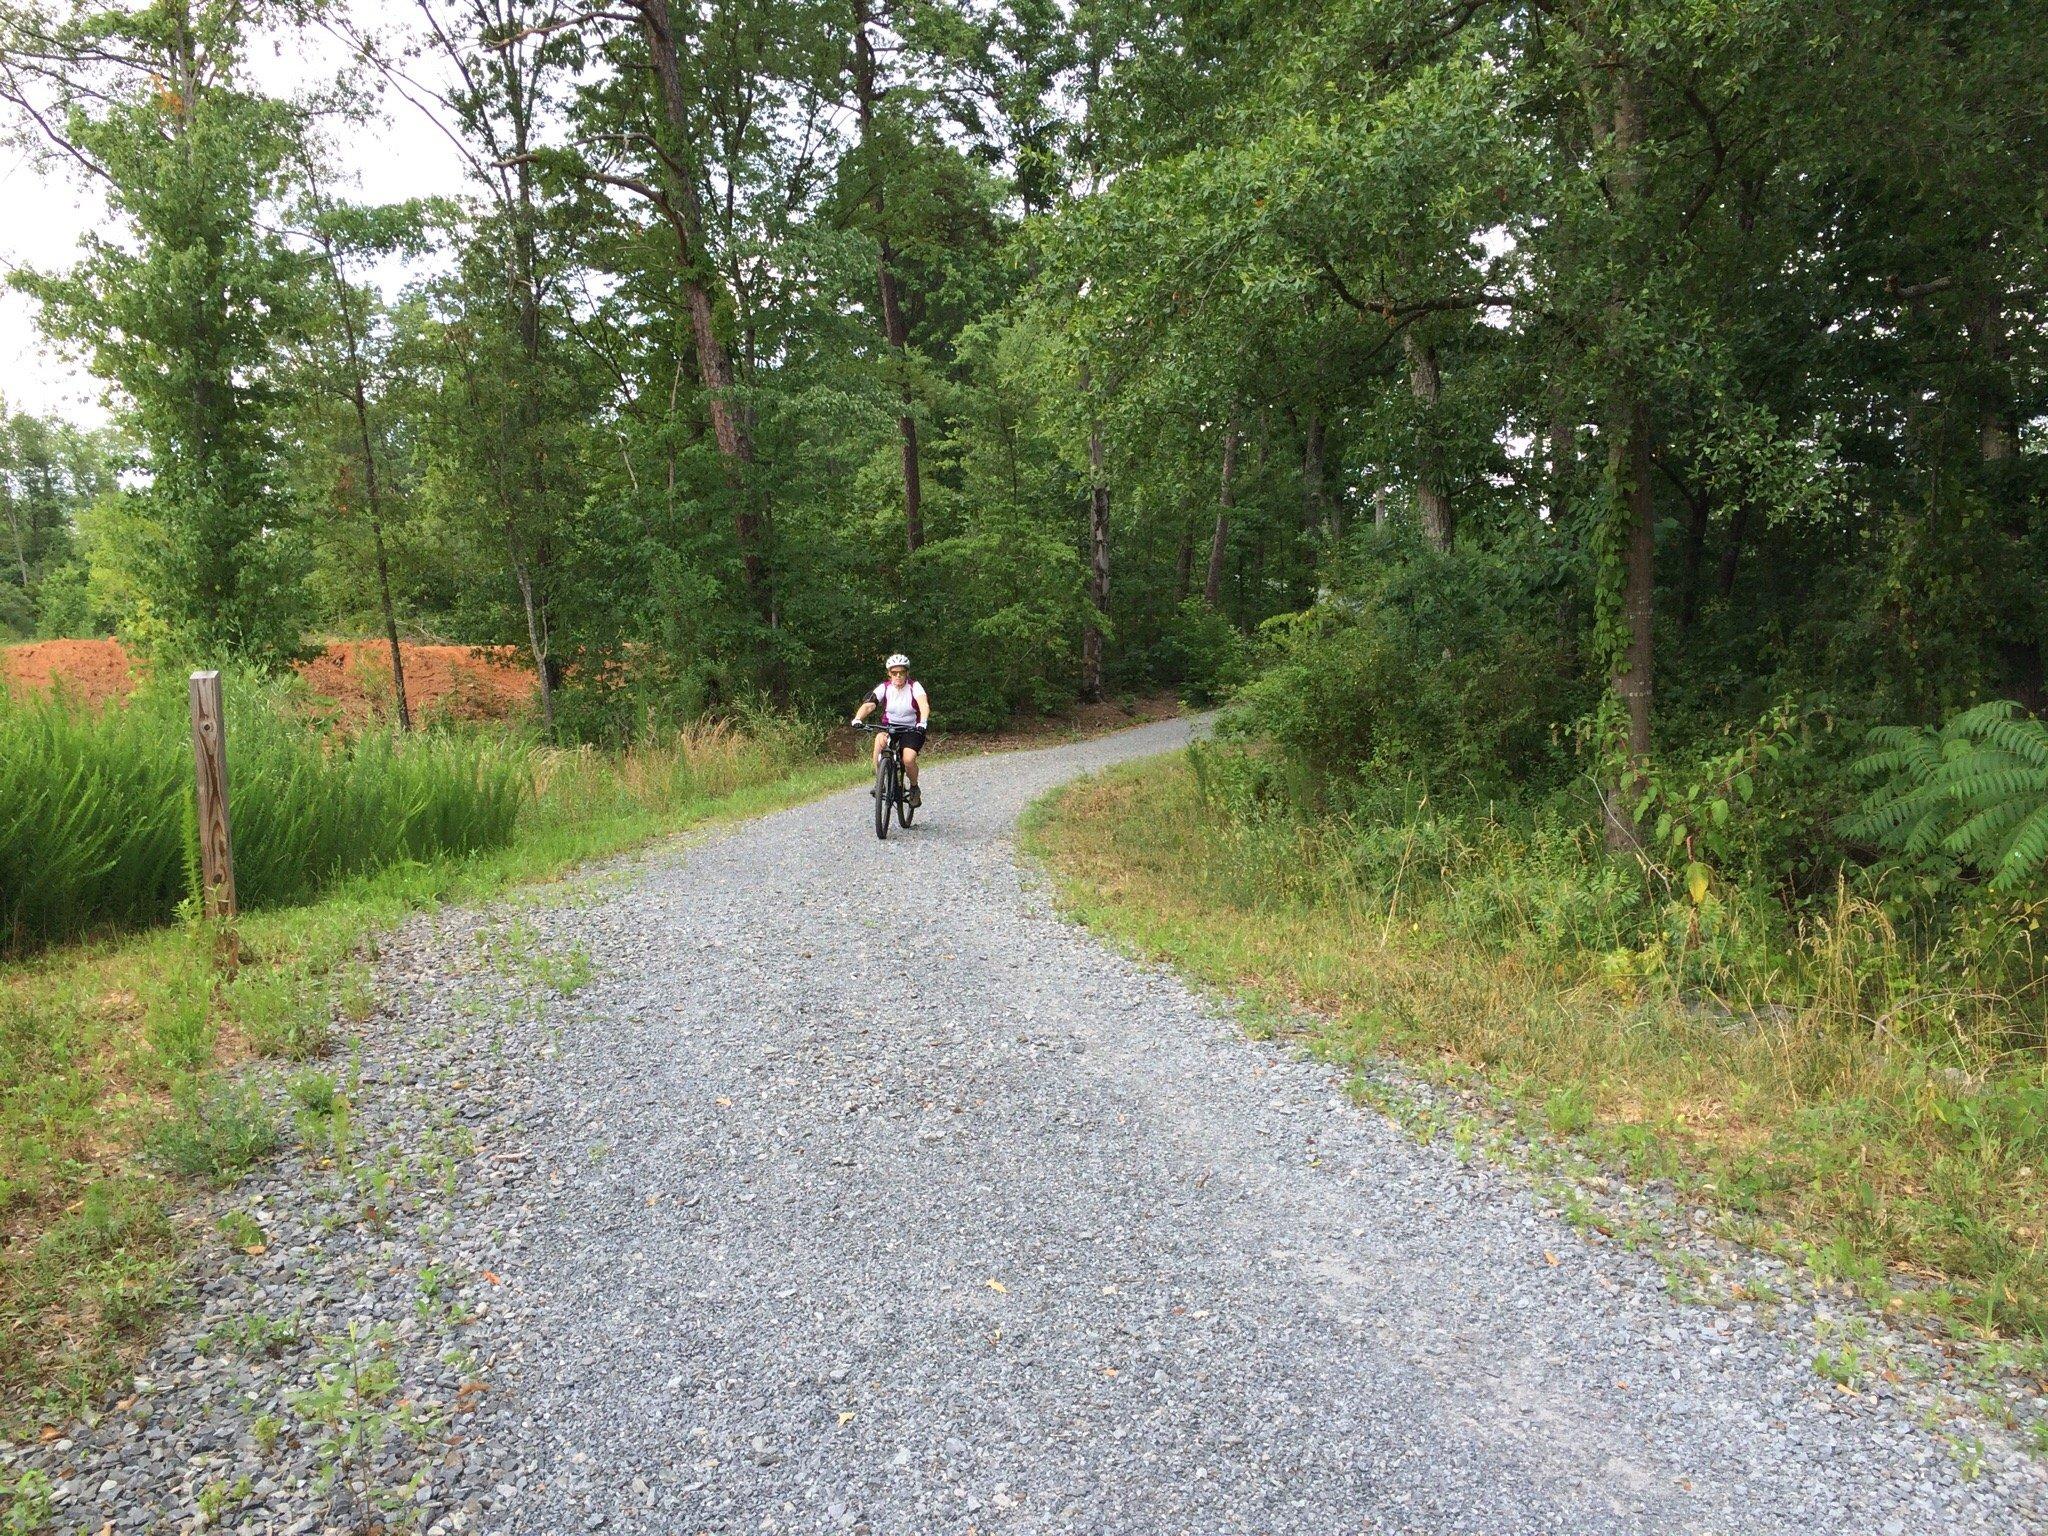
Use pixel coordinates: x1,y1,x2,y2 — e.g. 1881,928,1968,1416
479,716,2034,1535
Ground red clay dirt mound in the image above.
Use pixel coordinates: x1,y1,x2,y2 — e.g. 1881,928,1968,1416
2,637,536,724
0,638,137,708
295,641,535,724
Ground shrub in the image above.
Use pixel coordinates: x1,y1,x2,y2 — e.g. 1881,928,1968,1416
146,1078,277,1182
1158,599,1252,706
1224,537,1590,799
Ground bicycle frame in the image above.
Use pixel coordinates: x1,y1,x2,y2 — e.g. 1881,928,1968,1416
857,721,922,838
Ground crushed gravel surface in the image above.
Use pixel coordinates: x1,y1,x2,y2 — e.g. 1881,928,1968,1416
9,714,2046,1535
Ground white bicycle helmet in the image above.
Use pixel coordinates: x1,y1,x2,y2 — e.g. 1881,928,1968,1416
885,652,911,670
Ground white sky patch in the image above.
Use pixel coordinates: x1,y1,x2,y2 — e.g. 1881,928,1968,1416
0,0,471,425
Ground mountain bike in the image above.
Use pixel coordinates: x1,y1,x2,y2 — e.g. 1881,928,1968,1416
853,721,922,839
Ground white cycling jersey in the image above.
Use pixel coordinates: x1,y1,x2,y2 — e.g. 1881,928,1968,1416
870,678,928,726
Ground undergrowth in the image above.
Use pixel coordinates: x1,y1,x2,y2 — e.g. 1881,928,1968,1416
1024,751,2048,1355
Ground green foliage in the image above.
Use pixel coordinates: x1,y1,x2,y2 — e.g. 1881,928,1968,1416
146,1077,277,1182
1225,536,1590,799
1158,600,1250,707
1627,698,1845,897
0,404,115,637
1,1469,54,1535
1843,702,2048,893
0,678,527,953
12,0,315,666
907,510,1095,728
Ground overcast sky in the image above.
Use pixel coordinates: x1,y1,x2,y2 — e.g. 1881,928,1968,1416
0,0,471,426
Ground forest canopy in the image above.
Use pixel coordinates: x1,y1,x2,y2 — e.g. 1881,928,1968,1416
0,0,2040,757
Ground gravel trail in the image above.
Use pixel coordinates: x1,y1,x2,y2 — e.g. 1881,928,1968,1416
469,717,2038,1535
10,715,2044,1535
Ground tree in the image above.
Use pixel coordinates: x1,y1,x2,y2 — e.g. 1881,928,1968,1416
5,0,313,664
295,177,431,728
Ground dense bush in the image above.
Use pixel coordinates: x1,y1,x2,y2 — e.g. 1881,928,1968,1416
1210,534,2048,1019
1224,536,1591,800
0,677,525,953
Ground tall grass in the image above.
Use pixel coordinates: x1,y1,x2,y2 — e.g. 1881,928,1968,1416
1,677,525,953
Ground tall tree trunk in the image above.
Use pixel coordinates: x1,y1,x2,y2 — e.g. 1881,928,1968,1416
350,381,410,733
5,498,28,592
636,0,769,621
852,2,923,553
1204,420,1237,608
1174,520,1194,603
1076,357,1110,699
1302,405,1329,538
1404,330,1452,549
1608,402,1655,793
1717,502,1749,597
508,526,554,739
1601,60,1654,853
1548,390,1575,527
499,67,560,738
1084,427,1109,701
318,228,413,733
1969,286,2018,464
882,249,923,553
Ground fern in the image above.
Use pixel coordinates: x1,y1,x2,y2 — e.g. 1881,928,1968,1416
1839,701,2048,891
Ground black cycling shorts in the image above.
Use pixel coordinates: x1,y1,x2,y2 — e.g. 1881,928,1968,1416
882,724,927,752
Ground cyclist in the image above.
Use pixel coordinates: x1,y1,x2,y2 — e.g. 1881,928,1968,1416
851,653,930,807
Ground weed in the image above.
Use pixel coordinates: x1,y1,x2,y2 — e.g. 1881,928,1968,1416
290,1322,434,1503
529,943,594,995
229,968,330,1061
1813,1345,1866,1388
195,1473,252,1522
335,962,378,1023
251,1412,284,1454
1948,1432,1989,1482
146,994,213,1072
146,1079,277,1182
290,1070,339,1116
216,1210,265,1250
199,1313,299,1359
1543,1085,1595,1137
1451,1116,1480,1162
1,1470,54,1535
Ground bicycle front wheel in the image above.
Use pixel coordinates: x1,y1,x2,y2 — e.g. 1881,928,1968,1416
873,754,893,840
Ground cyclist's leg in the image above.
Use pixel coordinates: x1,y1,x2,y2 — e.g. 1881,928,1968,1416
901,744,918,786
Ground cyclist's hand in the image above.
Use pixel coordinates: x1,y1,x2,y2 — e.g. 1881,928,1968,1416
849,716,863,727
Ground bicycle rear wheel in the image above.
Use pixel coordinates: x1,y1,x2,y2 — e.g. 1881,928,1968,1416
896,779,915,827
873,754,893,840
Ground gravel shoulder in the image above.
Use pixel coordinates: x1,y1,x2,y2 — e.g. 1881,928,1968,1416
8,714,2045,1535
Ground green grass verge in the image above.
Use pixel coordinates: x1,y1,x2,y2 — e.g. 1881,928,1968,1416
0,729,861,1430
1022,754,2048,1373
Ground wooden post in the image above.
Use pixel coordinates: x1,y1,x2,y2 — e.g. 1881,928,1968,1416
188,670,236,919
